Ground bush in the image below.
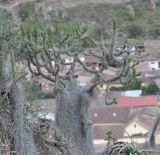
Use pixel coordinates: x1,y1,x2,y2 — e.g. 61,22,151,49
128,80,141,90
39,92,56,99
142,82,160,95
18,2,35,21
0,9,12,21
114,6,136,21
106,141,156,155
127,24,144,38
110,80,141,91
110,86,127,91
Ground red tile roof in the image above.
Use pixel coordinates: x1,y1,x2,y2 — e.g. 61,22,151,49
117,96,157,108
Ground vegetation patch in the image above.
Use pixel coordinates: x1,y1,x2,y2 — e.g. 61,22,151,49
0,9,12,22
18,2,35,21
113,5,136,21
142,82,160,95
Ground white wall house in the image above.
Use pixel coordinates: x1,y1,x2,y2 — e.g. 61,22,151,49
148,61,160,70
64,56,85,63
124,122,149,137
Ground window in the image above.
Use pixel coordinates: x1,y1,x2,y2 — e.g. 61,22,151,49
94,113,98,117
99,84,103,88
158,62,160,68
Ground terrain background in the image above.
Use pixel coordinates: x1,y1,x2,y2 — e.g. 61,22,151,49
1,0,160,59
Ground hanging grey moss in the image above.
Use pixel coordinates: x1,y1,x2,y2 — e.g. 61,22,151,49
11,82,36,155
56,82,95,155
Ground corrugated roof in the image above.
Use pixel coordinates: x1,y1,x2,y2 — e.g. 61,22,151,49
117,96,157,108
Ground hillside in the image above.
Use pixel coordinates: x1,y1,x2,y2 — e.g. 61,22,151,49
0,0,160,59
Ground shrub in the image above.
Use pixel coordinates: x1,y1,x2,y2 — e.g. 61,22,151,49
110,86,127,91
127,24,144,38
39,90,57,99
142,82,160,95
110,80,142,91
106,141,155,155
128,80,141,90
18,2,35,21
114,6,136,21
0,9,12,21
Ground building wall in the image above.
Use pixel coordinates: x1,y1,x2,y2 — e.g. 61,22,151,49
156,134,160,144
124,122,149,137
94,137,148,145
118,137,148,144
148,61,160,70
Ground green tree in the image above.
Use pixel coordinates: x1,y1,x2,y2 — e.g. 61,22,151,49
142,82,160,95
128,79,141,90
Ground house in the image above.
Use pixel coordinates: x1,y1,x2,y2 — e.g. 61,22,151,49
117,96,158,108
120,115,154,144
136,61,160,72
135,61,160,85
90,106,131,145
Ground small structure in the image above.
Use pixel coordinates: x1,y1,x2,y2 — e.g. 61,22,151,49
117,96,158,108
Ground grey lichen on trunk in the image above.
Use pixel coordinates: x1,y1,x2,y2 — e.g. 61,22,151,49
56,81,95,155
11,82,36,155
1,55,36,155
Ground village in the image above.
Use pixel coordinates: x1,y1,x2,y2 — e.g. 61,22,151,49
23,39,160,151
1,0,160,154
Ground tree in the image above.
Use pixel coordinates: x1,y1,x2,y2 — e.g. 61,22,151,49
20,21,142,154
0,23,37,155
128,79,141,90
142,82,160,95
0,24,71,155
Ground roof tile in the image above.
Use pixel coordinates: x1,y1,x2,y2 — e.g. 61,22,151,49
117,96,157,108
